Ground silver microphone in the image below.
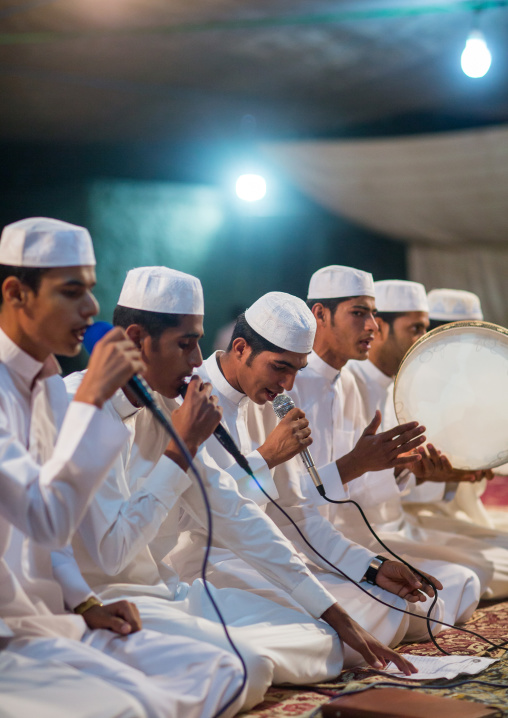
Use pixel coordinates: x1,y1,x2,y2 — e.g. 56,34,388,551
272,394,325,497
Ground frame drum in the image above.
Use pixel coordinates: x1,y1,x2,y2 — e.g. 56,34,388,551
394,320,508,471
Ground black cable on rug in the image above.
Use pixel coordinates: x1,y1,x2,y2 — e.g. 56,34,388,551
240,462,508,654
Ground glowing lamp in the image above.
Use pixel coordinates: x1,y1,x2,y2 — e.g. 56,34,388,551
461,30,492,78
235,174,267,202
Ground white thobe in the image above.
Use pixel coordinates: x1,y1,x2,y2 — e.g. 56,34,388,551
185,352,449,652
347,358,508,599
0,329,243,718
290,351,483,621
0,649,146,718
64,370,344,707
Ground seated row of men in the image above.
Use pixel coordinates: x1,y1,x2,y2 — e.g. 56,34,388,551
1,216,507,718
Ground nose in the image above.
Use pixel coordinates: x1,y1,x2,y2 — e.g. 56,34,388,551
82,291,99,318
280,373,296,392
189,343,203,369
365,313,378,332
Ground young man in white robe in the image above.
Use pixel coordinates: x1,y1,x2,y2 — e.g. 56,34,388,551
0,218,245,718
291,266,483,623
182,290,453,658
65,266,420,703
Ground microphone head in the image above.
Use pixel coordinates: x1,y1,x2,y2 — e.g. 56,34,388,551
83,321,113,355
272,394,295,419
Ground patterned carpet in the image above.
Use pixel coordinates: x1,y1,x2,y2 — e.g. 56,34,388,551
246,600,508,717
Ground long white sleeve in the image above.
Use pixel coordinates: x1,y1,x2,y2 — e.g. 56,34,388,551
52,544,96,610
0,401,128,549
76,452,191,576
180,445,337,619
267,456,376,583
225,450,278,506
62,372,194,579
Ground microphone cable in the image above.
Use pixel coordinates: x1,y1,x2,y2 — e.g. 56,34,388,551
234,458,508,655
82,323,248,718
266,394,508,654
136,399,248,718
321,493,441,654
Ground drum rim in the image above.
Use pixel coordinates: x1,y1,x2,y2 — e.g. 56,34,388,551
393,320,508,470
394,319,508,393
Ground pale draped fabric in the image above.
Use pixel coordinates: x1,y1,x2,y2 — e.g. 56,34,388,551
264,124,508,327
408,243,508,328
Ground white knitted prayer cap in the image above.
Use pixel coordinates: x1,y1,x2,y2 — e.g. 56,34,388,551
375,280,429,313
0,217,95,267
428,288,483,321
117,266,204,315
307,265,375,300
245,291,316,354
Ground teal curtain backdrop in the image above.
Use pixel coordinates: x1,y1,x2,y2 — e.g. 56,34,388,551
0,175,406,365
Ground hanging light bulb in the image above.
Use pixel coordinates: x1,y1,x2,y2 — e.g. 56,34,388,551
461,29,492,78
235,174,267,202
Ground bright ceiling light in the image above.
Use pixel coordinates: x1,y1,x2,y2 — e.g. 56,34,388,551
236,174,267,202
461,30,492,78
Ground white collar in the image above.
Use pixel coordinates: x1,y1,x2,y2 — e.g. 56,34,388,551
202,351,249,407
0,327,60,388
111,387,140,421
361,359,394,390
308,350,341,384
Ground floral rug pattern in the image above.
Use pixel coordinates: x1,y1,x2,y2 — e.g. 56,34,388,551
246,601,508,717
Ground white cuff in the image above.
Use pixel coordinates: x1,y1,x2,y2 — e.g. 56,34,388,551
443,482,459,502
227,451,278,506
315,461,348,503
290,575,336,619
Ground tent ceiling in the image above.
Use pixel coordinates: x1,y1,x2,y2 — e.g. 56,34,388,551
1,0,508,143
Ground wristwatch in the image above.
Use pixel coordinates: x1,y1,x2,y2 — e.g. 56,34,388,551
74,596,103,615
363,555,388,585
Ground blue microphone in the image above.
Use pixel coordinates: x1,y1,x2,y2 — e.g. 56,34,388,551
85,323,253,475
84,321,165,418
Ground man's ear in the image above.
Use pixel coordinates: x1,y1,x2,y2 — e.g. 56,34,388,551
2,277,29,308
311,302,328,326
124,324,146,349
231,337,250,360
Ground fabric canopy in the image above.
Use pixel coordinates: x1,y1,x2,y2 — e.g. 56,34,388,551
264,124,508,327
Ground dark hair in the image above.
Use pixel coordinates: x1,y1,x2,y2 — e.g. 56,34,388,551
113,305,182,342
227,313,285,364
306,296,356,325
375,311,406,327
0,264,49,306
428,319,448,331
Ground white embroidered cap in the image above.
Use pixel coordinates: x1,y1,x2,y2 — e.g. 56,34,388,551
0,217,96,267
307,265,375,300
117,266,204,315
428,288,483,321
245,291,316,353
375,280,429,313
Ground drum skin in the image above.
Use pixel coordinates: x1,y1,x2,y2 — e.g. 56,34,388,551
394,320,508,471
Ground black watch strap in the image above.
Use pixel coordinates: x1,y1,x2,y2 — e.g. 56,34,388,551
364,555,388,585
